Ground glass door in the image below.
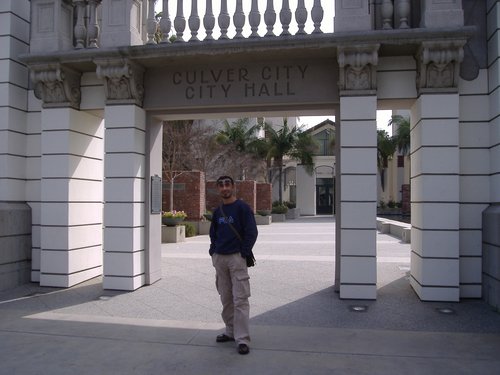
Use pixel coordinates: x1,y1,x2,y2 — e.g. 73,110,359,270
316,178,334,214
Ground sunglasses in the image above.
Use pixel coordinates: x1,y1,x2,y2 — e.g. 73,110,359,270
217,179,233,187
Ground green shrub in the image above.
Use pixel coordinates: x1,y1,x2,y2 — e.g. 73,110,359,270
387,200,396,208
379,201,386,209
284,201,296,209
182,222,196,237
256,210,271,216
271,205,288,214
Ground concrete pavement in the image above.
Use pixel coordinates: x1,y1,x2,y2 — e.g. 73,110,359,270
1,216,499,374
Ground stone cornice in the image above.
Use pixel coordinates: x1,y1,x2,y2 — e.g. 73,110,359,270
30,63,81,109
95,58,145,106
416,39,466,94
19,27,475,71
337,44,380,96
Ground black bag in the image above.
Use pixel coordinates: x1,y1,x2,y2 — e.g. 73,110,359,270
246,254,256,267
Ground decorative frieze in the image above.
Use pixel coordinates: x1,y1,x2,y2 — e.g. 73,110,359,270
95,59,145,106
337,44,380,95
416,40,466,93
30,64,81,109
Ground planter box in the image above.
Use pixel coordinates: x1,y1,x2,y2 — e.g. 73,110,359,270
198,221,211,235
255,215,271,225
285,208,300,220
162,217,185,226
271,213,286,222
377,208,402,216
162,225,185,243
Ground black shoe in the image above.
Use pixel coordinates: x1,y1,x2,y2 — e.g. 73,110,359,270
216,334,235,343
237,344,250,355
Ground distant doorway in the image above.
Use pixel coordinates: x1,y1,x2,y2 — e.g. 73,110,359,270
316,178,334,214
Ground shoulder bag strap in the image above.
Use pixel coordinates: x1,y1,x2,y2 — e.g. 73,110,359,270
219,204,243,242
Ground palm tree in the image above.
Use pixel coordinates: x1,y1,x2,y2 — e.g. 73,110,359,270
215,118,264,180
377,129,396,192
215,118,260,153
388,115,410,156
264,119,318,204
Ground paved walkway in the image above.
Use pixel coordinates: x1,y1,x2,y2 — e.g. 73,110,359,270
1,216,499,374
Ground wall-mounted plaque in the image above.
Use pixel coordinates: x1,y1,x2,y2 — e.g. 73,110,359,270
151,175,162,214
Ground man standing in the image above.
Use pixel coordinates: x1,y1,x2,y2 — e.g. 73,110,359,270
209,175,258,355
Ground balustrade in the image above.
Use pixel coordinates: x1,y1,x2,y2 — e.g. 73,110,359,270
72,0,102,49
376,0,413,30
57,0,422,51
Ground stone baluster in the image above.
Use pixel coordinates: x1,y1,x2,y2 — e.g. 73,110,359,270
280,0,292,36
203,0,215,41
311,0,323,34
234,0,245,39
146,0,157,44
174,0,186,42
397,0,410,29
264,0,276,37
218,0,230,40
188,0,200,41
87,0,101,48
295,0,307,35
74,0,87,49
249,0,261,38
160,0,172,43
381,0,394,29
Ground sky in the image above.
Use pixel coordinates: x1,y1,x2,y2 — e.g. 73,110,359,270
154,1,392,133
155,0,336,37
298,111,394,134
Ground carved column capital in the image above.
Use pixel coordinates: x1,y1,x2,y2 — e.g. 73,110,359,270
337,44,380,96
95,58,145,106
416,40,466,94
30,63,81,109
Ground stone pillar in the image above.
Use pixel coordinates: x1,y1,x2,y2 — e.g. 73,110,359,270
100,0,145,47
420,0,464,28
334,0,372,32
145,116,163,285
296,165,315,215
336,44,379,300
410,40,465,301
0,0,32,287
39,108,104,287
102,105,146,290
483,0,500,310
30,63,105,288
96,58,148,290
458,70,490,299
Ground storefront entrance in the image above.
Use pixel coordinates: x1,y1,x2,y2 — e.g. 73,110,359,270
316,178,334,214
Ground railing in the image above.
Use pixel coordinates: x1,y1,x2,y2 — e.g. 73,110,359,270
69,0,418,50
375,0,414,30
152,0,327,43
73,0,101,49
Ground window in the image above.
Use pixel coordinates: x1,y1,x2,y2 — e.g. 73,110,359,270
397,155,404,168
313,129,334,156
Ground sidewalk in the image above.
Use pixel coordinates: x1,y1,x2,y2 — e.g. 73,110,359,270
1,216,499,374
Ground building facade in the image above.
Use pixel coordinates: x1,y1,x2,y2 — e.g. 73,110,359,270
0,1,498,308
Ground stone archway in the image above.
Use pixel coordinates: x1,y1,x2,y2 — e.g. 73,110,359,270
18,0,479,304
